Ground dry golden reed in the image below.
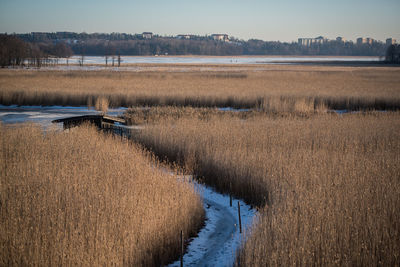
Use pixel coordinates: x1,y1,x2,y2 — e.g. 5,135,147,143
1,66,400,110
1,64,400,266
130,111,400,266
0,123,204,266
94,96,109,114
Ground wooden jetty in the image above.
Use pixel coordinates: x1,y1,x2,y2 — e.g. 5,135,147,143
52,114,129,136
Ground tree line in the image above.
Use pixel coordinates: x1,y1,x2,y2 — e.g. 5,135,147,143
1,32,395,68
0,34,73,68
63,38,388,57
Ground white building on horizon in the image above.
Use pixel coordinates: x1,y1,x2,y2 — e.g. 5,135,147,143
211,34,229,42
177,34,192,39
298,36,328,46
142,32,153,39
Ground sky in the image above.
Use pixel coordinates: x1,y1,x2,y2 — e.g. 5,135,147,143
0,0,399,42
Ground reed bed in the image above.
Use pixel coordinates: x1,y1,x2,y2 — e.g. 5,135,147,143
0,123,204,266
1,66,400,110
130,111,400,266
124,104,325,126
124,106,261,125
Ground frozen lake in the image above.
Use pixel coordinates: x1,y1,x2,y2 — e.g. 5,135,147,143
58,55,380,65
0,105,127,128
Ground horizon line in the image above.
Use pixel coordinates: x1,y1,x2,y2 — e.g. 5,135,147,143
1,31,397,43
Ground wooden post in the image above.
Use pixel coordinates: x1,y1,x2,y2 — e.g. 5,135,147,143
238,201,242,234
180,230,184,267
229,181,232,207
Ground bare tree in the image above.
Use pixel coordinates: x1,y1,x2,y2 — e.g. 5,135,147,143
105,41,110,67
109,44,116,67
54,42,73,65
29,44,44,68
78,43,85,66
0,34,28,67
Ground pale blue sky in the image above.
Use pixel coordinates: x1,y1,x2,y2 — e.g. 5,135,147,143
0,0,399,42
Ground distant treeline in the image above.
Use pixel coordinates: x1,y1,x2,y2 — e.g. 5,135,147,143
13,32,389,56
1,32,397,67
386,44,400,63
67,39,387,57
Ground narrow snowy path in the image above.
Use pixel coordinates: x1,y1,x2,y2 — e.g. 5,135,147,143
168,182,255,267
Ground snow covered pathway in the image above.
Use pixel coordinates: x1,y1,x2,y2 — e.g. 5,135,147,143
168,182,256,267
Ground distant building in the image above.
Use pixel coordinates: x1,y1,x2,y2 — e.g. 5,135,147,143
211,34,229,42
298,36,327,46
315,36,327,44
336,36,346,43
357,37,374,45
386,38,397,46
142,32,153,39
177,34,192,39
298,38,314,46
357,38,366,45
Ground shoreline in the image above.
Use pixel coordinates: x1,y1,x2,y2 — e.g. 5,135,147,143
268,60,399,67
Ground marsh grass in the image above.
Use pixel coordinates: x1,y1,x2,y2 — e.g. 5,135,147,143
1,63,399,266
124,103,327,126
1,66,400,111
95,96,109,114
124,106,263,125
260,96,328,114
0,123,204,266
130,110,400,266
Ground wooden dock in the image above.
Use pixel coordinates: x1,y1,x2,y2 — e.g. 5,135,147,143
52,114,129,136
